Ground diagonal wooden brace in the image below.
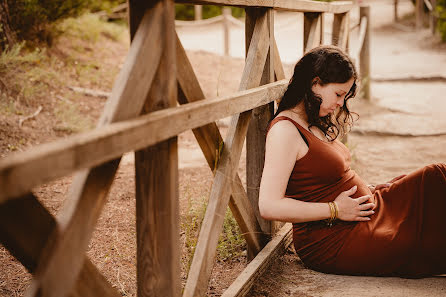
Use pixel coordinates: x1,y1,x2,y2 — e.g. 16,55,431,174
175,32,265,256
183,9,270,297
0,194,121,297
24,3,166,297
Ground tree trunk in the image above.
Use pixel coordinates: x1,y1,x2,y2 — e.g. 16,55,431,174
0,0,16,51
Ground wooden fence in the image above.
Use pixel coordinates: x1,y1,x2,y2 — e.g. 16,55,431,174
0,1,370,296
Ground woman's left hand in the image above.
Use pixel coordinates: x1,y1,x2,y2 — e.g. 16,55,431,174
367,174,407,194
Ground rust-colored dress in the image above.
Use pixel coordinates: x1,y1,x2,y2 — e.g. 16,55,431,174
269,116,446,277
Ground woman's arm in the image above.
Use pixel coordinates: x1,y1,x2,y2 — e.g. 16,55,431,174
259,121,374,223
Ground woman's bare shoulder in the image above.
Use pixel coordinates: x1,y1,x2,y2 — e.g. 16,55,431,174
266,118,308,158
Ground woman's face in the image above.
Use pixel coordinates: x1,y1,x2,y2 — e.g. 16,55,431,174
311,77,355,117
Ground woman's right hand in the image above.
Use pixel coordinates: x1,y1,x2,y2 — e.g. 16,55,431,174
334,185,375,222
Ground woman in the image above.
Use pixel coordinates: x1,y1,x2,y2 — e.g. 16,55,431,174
258,45,446,277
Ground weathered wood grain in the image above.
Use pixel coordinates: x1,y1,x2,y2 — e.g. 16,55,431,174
359,6,370,100
221,223,293,297
0,80,288,204
0,194,122,297
134,0,180,296
304,12,321,53
177,0,353,13
246,8,274,244
176,32,264,254
183,10,270,297
23,3,166,297
332,12,349,51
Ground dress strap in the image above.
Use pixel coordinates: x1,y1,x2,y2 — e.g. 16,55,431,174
267,116,312,145
268,116,312,136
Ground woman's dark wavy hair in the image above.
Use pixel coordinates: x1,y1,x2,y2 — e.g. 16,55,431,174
274,45,358,141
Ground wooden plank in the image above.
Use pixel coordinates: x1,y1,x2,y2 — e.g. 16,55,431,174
273,38,286,81
332,12,344,47
359,6,370,100
320,12,325,45
176,33,264,255
0,80,287,204
183,10,270,297
416,0,423,29
134,0,180,296
0,194,121,297
340,12,350,51
177,0,353,14
246,8,274,245
221,223,293,297
332,12,349,51
304,12,321,53
183,111,253,297
24,4,166,297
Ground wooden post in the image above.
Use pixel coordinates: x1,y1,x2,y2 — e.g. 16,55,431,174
194,5,202,20
245,7,273,248
359,6,370,101
223,7,231,56
303,12,321,53
394,0,399,22
431,0,437,35
332,12,349,51
416,0,423,29
130,0,180,296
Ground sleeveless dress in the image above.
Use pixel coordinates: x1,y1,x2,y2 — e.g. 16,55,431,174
268,116,446,277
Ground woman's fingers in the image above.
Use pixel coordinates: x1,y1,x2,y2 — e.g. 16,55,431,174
344,185,358,196
359,202,375,210
375,183,391,190
355,195,371,204
359,210,375,216
356,216,372,221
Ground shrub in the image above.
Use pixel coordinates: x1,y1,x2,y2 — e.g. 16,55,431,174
3,0,126,46
437,0,446,41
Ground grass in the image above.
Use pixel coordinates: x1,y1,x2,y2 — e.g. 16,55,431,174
181,193,246,274
54,100,94,133
56,13,127,43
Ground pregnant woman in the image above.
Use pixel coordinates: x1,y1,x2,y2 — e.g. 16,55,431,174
258,45,446,277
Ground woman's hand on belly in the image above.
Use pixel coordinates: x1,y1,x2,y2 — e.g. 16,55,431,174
334,185,375,222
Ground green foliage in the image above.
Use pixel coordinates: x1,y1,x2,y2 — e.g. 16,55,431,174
175,4,244,20
7,0,89,42
6,0,126,45
181,194,246,274
437,0,446,41
0,42,46,73
54,100,94,133
56,13,126,42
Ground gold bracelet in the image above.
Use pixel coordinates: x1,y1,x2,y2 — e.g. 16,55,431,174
327,202,336,227
333,201,339,220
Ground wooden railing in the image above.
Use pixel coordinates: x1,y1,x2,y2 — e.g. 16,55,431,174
0,1,370,297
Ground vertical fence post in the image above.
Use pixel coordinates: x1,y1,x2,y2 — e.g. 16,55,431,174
129,0,180,296
223,7,231,56
194,5,202,20
359,5,370,101
394,0,399,22
245,7,274,257
416,0,423,29
431,0,438,35
303,12,321,53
